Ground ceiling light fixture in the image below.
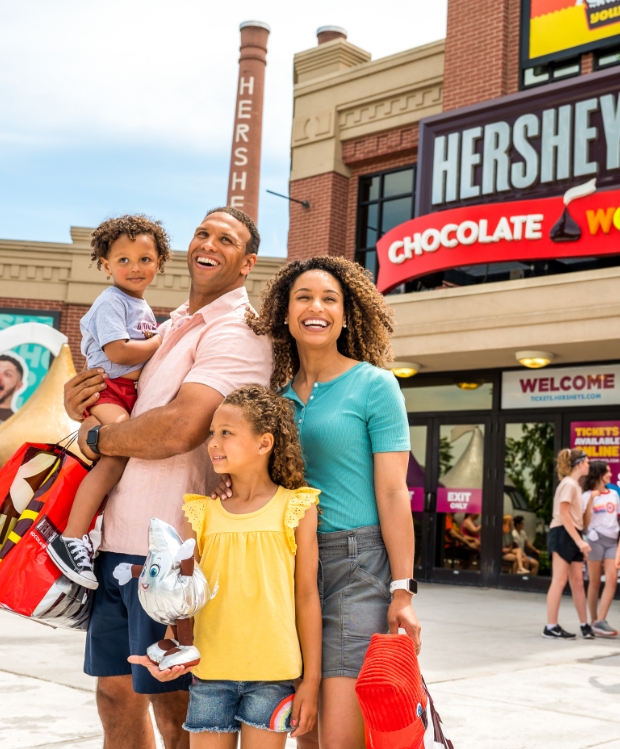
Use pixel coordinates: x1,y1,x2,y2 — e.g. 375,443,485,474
391,361,421,378
456,381,483,390
515,350,555,369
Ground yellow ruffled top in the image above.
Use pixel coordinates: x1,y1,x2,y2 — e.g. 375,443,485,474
182,485,319,682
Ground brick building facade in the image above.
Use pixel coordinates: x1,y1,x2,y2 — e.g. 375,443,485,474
286,9,620,591
0,228,283,370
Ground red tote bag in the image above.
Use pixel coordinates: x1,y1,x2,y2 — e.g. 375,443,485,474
0,440,99,630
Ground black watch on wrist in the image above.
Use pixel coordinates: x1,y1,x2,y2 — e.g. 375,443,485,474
86,424,102,455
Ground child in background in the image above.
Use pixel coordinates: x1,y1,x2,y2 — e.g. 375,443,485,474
130,385,322,748
47,215,171,589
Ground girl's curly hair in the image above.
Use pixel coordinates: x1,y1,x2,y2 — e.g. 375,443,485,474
90,214,172,272
221,385,305,490
246,256,395,390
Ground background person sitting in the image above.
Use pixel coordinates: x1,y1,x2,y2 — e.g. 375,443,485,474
461,513,481,550
502,515,528,574
512,515,540,576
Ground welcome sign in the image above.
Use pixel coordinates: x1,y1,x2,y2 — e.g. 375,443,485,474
502,364,620,409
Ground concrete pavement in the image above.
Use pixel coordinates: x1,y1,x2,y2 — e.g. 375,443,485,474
1,583,619,748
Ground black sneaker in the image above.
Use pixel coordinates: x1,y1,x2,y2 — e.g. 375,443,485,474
581,623,595,639
47,535,98,589
542,624,576,639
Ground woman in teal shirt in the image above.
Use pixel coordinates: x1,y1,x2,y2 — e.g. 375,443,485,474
244,256,421,749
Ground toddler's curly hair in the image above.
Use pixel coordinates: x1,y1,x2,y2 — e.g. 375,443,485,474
221,385,305,490
90,214,172,271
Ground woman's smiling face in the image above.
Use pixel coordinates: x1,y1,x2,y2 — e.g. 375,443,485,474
287,270,345,350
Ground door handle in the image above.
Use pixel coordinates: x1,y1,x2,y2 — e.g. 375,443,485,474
425,492,435,512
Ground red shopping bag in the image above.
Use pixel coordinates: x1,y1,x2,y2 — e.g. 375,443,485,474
356,634,453,749
0,439,98,630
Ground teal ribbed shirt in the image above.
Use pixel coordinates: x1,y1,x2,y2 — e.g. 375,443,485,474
282,362,410,533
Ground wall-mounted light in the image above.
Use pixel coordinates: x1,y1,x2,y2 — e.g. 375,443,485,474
515,350,555,369
456,381,483,390
391,361,421,378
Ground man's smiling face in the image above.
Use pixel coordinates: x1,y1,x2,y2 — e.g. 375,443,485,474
187,212,256,306
0,359,23,408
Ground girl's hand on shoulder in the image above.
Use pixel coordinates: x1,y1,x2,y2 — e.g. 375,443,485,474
210,474,232,501
289,678,319,738
127,654,189,682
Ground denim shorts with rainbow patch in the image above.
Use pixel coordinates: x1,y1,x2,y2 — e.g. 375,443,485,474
183,676,295,734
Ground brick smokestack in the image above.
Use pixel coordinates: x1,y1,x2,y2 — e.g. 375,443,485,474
226,21,270,223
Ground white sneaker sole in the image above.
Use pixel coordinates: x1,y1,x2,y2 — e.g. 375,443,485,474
47,545,99,590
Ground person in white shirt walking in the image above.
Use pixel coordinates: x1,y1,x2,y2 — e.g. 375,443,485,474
582,460,620,637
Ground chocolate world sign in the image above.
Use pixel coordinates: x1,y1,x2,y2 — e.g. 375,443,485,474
376,181,620,292
416,67,620,217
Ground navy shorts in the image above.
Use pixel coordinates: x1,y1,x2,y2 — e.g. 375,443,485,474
84,551,191,695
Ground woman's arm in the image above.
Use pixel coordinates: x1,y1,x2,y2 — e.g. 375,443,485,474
374,451,422,654
560,503,591,557
583,491,598,529
291,504,321,739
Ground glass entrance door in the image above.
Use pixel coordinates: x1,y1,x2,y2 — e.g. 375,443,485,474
432,422,487,579
498,417,560,589
408,417,492,583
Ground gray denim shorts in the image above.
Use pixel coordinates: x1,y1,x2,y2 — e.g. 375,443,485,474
318,525,391,679
588,532,619,562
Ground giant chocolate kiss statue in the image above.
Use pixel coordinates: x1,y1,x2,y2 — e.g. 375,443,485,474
0,323,84,466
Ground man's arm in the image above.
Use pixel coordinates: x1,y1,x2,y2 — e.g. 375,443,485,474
78,382,223,461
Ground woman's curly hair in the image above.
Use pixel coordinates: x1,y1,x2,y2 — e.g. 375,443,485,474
90,214,172,272
222,385,305,490
246,256,395,390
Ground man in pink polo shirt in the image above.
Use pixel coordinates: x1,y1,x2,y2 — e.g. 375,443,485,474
64,206,273,749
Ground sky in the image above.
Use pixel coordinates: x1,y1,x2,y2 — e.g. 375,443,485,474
0,1,447,257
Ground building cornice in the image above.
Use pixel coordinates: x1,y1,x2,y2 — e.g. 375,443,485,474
0,228,284,311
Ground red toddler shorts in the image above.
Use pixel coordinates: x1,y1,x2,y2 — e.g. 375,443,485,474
84,376,138,418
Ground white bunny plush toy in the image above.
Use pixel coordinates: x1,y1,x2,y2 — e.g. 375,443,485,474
114,517,216,670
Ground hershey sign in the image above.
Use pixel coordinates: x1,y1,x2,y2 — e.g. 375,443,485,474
417,68,620,216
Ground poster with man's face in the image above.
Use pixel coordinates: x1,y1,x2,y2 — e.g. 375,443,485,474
0,311,59,425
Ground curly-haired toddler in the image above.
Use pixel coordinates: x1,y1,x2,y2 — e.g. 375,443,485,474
130,385,322,747
48,214,172,589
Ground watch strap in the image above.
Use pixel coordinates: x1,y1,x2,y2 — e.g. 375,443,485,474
86,424,102,455
389,578,417,595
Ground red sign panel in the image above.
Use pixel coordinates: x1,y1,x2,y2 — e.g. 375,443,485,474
376,186,620,293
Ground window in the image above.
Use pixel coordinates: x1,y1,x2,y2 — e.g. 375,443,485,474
355,166,416,284
522,57,580,89
595,45,620,70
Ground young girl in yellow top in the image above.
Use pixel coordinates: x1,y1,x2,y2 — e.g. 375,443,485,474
130,385,321,747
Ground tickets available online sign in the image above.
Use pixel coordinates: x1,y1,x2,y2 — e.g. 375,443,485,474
571,420,620,484
376,181,620,293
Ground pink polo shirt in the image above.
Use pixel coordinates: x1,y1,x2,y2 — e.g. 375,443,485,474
100,286,273,556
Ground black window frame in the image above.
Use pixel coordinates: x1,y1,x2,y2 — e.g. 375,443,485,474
355,165,416,284
520,56,581,90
